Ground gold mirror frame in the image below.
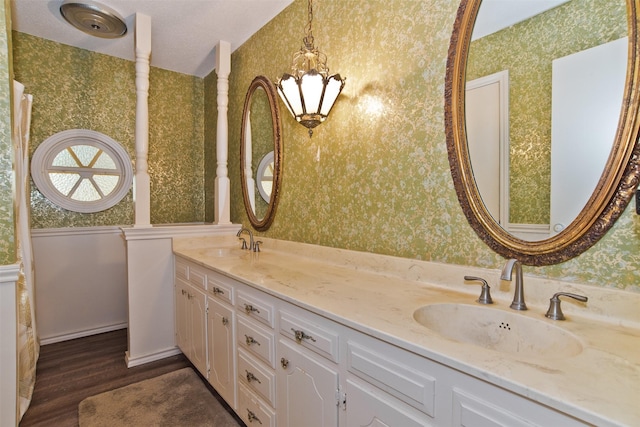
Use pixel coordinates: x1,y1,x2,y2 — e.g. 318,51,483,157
445,0,640,266
240,76,283,231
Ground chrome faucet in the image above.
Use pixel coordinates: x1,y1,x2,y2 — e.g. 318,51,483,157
236,227,254,251
500,259,527,310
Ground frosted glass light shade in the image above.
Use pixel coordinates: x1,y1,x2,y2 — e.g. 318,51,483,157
277,70,345,132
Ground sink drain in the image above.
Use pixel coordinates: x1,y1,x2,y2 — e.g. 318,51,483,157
498,322,511,330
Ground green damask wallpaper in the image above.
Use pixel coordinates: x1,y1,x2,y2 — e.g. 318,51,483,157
468,0,626,224
225,0,640,291
12,32,205,227
0,0,13,265
4,0,639,290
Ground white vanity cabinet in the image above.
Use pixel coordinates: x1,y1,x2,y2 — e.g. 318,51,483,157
277,308,341,427
235,288,278,426
174,254,595,427
174,262,207,377
343,329,589,427
206,269,236,407
343,331,438,427
444,369,589,427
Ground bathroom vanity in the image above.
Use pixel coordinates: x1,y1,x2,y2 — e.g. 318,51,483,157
173,236,639,427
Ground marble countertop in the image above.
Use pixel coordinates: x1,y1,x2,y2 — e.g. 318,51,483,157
173,235,640,427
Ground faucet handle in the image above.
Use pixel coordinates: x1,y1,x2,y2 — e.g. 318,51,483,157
238,237,248,250
464,276,493,304
545,292,588,320
253,240,263,252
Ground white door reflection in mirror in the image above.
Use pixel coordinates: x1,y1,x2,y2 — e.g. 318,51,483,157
550,37,628,236
466,70,509,226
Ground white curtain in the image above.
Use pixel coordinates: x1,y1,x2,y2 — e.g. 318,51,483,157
13,80,38,420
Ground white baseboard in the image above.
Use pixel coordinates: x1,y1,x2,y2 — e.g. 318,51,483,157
125,347,183,368
39,322,128,346
505,223,551,241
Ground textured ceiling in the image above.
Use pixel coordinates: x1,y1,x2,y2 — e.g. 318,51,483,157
474,0,570,40
11,0,293,77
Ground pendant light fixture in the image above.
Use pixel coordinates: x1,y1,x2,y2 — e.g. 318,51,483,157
276,0,345,137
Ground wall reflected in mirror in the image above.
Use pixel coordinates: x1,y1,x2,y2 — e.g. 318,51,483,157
241,76,283,231
466,0,627,241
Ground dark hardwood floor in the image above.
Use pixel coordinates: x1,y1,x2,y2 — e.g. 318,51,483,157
19,328,242,427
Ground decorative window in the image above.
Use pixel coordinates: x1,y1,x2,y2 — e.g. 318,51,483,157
31,129,133,213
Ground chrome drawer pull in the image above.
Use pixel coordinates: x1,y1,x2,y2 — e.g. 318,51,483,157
245,370,262,384
291,328,316,343
247,409,262,424
245,335,260,346
244,304,260,314
211,287,224,295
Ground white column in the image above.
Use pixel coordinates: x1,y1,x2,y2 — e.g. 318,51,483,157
214,41,232,224
134,14,151,227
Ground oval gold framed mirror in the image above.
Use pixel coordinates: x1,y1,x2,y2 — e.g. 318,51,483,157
240,75,283,231
445,0,640,265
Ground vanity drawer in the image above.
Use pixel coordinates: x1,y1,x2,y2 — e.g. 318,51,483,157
175,259,189,281
206,270,234,305
237,290,275,328
346,339,436,417
187,264,207,291
238,348,276,407
237,316,276,369
280,310,339,363
238,383,276,427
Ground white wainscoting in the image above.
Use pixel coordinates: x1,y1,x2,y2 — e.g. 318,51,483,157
31,227,128,344
121,223,240,367
0,263,19,426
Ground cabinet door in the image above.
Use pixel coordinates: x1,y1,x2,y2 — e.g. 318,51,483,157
277,339,339,427
207,296,235,407
174,280,190,356
189,286,208,377
346,378,433,427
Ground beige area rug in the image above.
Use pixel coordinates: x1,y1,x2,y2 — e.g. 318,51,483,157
78,368,241,426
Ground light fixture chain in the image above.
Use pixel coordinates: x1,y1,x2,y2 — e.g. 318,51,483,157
304,0,314,48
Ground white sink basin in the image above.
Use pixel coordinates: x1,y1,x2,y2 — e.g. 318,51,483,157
413,303,583,359
204,247,243,257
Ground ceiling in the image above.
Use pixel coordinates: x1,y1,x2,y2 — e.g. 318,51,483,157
10,0,293,78
473,0,570,40
10,0,570,77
